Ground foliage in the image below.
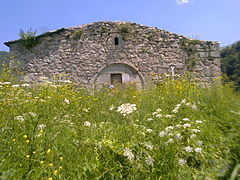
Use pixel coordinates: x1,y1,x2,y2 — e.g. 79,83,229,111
0,70,240,179
115,24,132,41
19,28,39,49
221,41,240,90
0,51,9,69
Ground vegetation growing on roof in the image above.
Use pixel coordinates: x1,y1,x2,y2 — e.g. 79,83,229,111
19,28,40,50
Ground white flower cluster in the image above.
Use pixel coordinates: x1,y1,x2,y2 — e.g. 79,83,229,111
83,121,91,127
123,148,134,161
116,103,137,116
172,99,198,113
152,108,162,118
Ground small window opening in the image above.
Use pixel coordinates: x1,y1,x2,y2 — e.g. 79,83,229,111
114,37,119,45
111,73,122,84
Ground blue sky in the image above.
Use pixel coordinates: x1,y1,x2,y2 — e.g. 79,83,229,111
0,0,239,51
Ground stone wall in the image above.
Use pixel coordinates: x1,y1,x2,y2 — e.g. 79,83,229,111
5,21,221,87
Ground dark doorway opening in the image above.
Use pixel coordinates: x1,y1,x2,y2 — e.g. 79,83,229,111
114,37,119,45
111,73,122,84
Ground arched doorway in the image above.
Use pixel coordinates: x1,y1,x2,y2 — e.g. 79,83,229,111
93,63,144,88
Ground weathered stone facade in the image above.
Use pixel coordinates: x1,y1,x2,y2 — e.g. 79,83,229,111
4,21,221,88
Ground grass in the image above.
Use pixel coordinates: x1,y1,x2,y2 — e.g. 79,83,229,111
0,76,240,179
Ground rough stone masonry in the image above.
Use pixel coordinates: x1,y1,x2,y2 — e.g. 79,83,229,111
4,21,221,88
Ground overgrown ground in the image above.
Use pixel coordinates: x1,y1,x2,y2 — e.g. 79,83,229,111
0,77,240,179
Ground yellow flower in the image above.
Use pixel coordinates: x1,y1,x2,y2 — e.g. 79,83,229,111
59,166,62,170
33,151,36,154
47,149,51,154
40,161,44,164
59,157,63,161
48,178,53,180
23,135,27,138
12,139,16,142
53,170,58,175
49,163,53,167
26,155,30,158
26,140,30,143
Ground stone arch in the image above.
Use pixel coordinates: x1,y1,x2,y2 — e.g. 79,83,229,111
92,63,145,88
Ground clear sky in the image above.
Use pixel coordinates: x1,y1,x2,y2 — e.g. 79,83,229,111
0,0,239,51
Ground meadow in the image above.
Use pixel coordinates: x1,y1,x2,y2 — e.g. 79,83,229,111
0,74,240,179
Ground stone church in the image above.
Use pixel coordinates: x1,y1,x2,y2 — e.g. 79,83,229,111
4,21,221,88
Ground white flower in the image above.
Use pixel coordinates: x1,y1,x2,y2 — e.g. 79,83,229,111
191,129,200,133
83,108,89,112
146,129,153,133
145,142,154,150
196,140,203,146
167,133,173,136
145,155,154,166
156,114,162,118
195,120,202,124
175,133,182,139
165,126,174,131
165,114,173,118
172,107,179,113
178,159,187,166
156,108,162,113
83,121,91,127
182,118,190,121
159,131,166,137
195,147,202,153
146,118,153,121
175,104,181,107
190,134,197,139
15,116,24,122
183,123,191,128
181,99,186,104
37,124,46,131
117,103,137,116
191,104,197,110
2,82,11,85
21,83,30,87
29,112,37,117
64,98,70,104
12,84,20,88
123,148,134,161
186,102,191,107
109,105,115,111
185,146,193,152
166,138,174,144
175,124,182,128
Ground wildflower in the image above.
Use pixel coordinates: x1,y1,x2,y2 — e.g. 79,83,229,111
145,142,154,150
191,104,197,110
37,124,46,131
175,124,182,128
195,120,203,124
156,108,162,113
191,129,200,133
26,140,30,143
54,170,58,175
145,155,154,166
167,133,173,136
165,114,173,118
47,149,51,154
166,138,174,144
123,148,134,161
181,99,186,104
109,105,115,111
183,123,191,128
29,112,37,117
178,159,187,166
64,98,70,104
49,163,53,167
2,82,11,85
159,131,166,137
15,116,24,122
172,107,179,113
33,151,36,154
182,118,190,121
196,140,203,146
23,135,27,139
83,108,89,112
146,129,153,133
26,155,30,158
40,161,44,164
12,84,20,88
175,104,181,107
195,147,202,153
21,83,30,87
59,166,62,170
60,157,63,161
48,178,53,180
156,114,162,118
83,121,91,127
190,134,197,139
186,103,191,107
184,146,193,152
116,103,137,116
146,118,153,121
165,126,174,131
175,133,182,139
12,139,16,142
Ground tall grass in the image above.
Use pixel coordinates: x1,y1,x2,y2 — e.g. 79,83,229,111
0,77,240,179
